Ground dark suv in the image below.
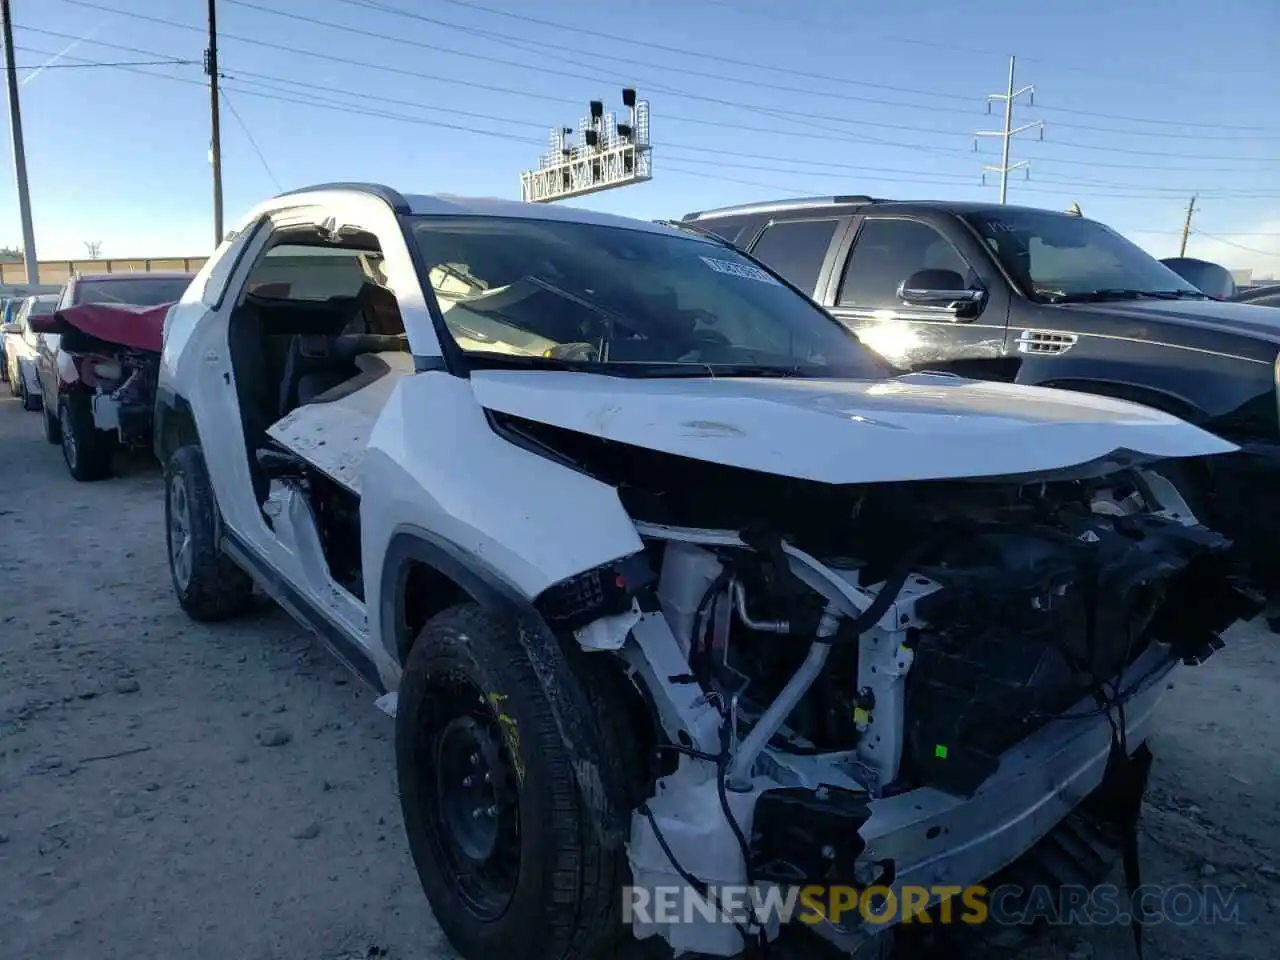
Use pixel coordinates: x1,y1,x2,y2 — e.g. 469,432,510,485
680,196,1280,607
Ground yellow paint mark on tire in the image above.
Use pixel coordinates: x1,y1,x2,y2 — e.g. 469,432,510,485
487,693,525,784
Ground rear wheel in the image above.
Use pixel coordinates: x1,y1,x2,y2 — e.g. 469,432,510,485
59,393,113,481
165,444,253,621
397,602,644,960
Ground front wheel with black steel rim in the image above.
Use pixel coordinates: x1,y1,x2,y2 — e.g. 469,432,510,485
165,444,254,622
397,602,644,960
58,393,112,481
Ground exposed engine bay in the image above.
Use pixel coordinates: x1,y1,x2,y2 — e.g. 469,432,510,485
641,470,1240,798
514,422,1256,956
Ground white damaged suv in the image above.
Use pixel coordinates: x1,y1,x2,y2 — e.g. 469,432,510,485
156,183,1254,960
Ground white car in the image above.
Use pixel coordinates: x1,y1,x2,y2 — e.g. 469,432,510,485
3,293,58,411
156,183,1253,960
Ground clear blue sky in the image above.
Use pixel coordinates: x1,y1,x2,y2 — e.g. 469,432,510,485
3,0,1278,275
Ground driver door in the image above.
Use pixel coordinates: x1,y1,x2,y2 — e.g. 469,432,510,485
822,215,1010,369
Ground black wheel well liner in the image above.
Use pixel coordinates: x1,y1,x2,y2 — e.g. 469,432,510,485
154,384,200,465
380,526,631,848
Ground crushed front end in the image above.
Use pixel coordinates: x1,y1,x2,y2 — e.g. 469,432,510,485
54,303,168,449
557,460,1256,957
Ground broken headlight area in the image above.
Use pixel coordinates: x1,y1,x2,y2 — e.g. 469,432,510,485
73,348,160,446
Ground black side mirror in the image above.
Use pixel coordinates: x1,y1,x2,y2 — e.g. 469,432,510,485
898,269,986,310
27,312,61,334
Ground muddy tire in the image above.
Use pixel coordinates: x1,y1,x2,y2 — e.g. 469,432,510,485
397,602,644,960
165,444,253,622
59,393,112,481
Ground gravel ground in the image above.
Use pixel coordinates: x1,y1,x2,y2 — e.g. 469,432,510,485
1,391,1277,960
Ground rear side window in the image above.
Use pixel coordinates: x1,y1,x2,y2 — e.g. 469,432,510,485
243,244,378,301
747,218,840,296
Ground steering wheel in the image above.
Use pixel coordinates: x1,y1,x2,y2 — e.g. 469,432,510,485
689,328,731,346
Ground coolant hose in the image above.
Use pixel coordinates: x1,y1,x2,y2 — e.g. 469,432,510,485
725,555,920,788
726,603,839,789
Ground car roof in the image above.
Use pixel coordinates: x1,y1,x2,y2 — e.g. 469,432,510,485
270,182,704,241
683,195,1073,221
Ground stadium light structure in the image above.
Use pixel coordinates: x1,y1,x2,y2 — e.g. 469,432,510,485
520,88,651,203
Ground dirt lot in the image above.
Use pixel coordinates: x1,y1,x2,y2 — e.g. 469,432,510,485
1,392,1278,960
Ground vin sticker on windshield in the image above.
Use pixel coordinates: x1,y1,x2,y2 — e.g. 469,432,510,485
699,256,781,285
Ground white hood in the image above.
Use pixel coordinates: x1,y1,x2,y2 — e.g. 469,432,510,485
469,370,1239,485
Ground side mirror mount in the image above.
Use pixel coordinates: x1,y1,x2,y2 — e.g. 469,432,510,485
1,322,21,335
27,312,60,334
898,269,986,313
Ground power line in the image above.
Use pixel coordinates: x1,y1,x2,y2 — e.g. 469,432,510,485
12,42,547,146
28,11,1280,180
6,57,195,69
685,0,1280,119
187,64,1280,198
219,88,281,192
659,153,1280,202
1191,230,1278,257
660,162,810,196
15,34,1279,204
431,0,1280,137
54,0,1280,166
252,0,1280,156
348,0,1263,142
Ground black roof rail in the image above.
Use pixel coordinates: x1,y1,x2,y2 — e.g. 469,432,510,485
274,182,410,214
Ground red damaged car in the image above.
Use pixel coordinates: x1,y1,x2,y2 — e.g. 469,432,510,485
30,272,193,481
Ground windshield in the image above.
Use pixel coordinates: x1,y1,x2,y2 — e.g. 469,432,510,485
963,210,1201,302
73,277,191,307
29,296,56,316
408,215,892,378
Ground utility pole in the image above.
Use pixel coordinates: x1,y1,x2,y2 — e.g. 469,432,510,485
1,0,39,283
1179,195,1197,257
975,56,1044,204
206,0,223,246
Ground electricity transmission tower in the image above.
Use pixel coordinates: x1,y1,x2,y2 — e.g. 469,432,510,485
519,88,651,203
975,56,1044,204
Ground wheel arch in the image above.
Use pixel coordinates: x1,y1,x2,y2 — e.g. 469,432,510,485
1033,376,1206,424
154,384,200,466
380,525,632,849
